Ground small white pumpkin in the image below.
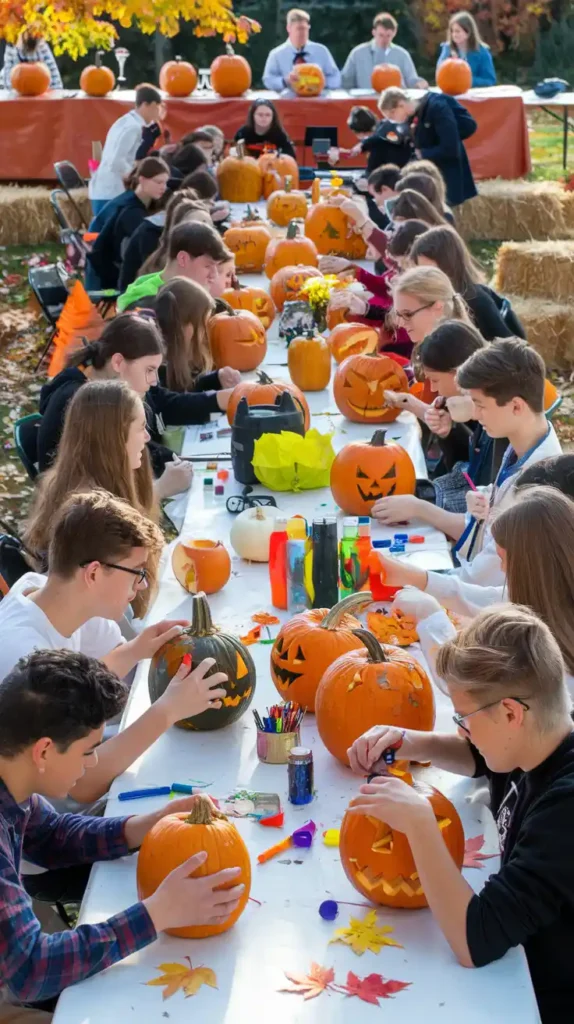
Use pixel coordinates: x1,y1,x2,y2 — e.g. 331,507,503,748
229,505,284,562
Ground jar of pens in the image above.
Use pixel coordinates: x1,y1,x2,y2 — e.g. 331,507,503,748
254,702,306,764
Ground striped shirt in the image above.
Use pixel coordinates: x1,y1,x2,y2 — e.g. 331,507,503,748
2,42,63,90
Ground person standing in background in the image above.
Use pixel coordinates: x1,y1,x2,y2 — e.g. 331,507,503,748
436,12,497,87
342,12,427,90
2,30,62,89
263,8,341,95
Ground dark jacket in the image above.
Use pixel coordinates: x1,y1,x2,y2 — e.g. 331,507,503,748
465,283,522,342
412,93,477,207
234,124,296,159
361,119,413,175
118,219,163,292
87,193,148,291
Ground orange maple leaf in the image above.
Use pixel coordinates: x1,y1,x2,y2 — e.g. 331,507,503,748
252,612,280,626
146,958,217,1000
239,625,261,645
280,962,335,1000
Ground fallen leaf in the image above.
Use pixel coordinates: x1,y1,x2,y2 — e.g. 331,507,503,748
239,625,261,645
336,971,411,1004
251,612,280,626
146,958,218,1000
463,834,498,869
279,962,335,1000
330,909,403,956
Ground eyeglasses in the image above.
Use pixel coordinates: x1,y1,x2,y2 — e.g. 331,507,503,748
395,302,434,323
80,561,149,587
453,697,530,734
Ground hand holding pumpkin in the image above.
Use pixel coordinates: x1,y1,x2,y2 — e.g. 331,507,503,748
125,794,203,849
218,366,242,389
143,849,245,933
133,619,189,662
155,656,228,727
371,493,421,524
348,775,435,833
326,195,368,230
216,388,235,412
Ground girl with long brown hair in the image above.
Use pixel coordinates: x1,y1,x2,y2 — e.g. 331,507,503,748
154,277,221,392
437,11,497,88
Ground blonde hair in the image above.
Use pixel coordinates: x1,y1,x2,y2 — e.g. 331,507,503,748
448,11,483,52
154,277,215,391
287,7,310,23
392,265,471,323
378,86,408,113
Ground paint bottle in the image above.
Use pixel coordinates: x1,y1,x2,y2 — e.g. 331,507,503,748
288,747,314,805
287,516,310,613
369,539,400,602
339,516,359,598
311,516,339,608
356,516,372,592
269,516,288,610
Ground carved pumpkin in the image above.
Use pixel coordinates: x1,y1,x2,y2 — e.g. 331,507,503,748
209,308,267,372
316,629,435,765
222,285,276,328
229,504,283,562
80,51,116,96
265,220,318,279
270,593,370,712
333,353,409,423
227,370,310,429
291,62,326,97
259,153,300,198
217,140,262,203
330,429,416,515
10,62,51,96
267,177,308,226
223,223,272,273
149,592,256,730
137,794,251,936
328,322,379,363
159,55,197,97
371,63,402,92
339,771,464,908
436,57,472,96
269,264,323,311
172,538,231,595
210,44,252,97
305,204,367,259
288,330,331,391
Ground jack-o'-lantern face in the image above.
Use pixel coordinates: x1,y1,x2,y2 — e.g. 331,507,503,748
269,265,323,311
223,225,271,273
333,354,409,424
356,463,397,502
209,309,267,372
328,323,379,364
291,63,325,96
330,430,416,516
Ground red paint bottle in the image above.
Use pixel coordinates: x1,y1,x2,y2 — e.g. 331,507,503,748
269,516,288,610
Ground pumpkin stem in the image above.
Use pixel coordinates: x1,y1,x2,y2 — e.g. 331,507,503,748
225,43,236,56
190,592,217,636
184,793,227,825
256,370,274,385
321,592,373,629
252,506,267,521
370,430,387,447
352,628,388,663
236,139,246,160
285,175,292,192
95,50,104,67
286,219,300,239
175,55,182,63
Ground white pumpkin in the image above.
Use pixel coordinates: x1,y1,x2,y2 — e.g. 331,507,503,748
229,505,284,562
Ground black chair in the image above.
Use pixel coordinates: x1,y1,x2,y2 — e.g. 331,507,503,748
28,263,70,371
53,160,89,230
303,126,338,170
13,413,41,481
50,190,89,271
50,188,74,232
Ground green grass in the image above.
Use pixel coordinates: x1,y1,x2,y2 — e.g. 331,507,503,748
527,110,567,183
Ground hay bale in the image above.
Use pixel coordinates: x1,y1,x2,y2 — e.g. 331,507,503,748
454,180,571,242
560,190,574,231
493,240,574,305
506,294,574,369
0,186,91,246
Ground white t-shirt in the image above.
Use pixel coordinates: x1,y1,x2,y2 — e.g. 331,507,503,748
0,573,124,681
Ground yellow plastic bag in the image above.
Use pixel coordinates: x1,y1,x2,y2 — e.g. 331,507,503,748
252,429,335,492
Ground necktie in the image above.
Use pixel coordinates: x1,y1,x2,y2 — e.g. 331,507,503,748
293,50,308,65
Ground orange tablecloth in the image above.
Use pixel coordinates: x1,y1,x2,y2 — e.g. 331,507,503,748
0,87,530,182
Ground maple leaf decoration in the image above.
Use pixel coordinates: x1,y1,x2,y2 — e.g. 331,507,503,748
146,958,217,1001
336,971,411,1005
330,910,403,956
464,834,499,869
279,962,335,1000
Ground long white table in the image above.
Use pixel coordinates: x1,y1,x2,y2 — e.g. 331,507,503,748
52,272,539,1022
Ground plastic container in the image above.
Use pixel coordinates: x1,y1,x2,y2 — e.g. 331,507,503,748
311,517,338,608
369,540,400,601
339,516,359,598
269,516,288,610
287,516,310,613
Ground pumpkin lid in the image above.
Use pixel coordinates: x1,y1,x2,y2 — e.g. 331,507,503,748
184,793,228,825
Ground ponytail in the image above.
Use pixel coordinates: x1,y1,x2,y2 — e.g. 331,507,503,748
154,289,191,392
451,293,472,323
65,313,164,371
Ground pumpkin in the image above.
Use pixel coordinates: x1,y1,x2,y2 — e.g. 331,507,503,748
315,629,435,765
159,55,198,97
269,264,323,311
305,204,367,259
217,141,262,203
227,370,310,429
270,593,371,712
210,44,252,97
209,308,267,372
330,429,416,515
267,177,308,226
223,223,272,273
230,504,284,562
328,322,378,363
80,51,116,96
265,220,318,279
222,285,276,329
339,771,464,908
544,377,560,412
291,62,326,97
10,62,50,96
172,538,231,595
436,57,472,96
137,794,251,936
371,63,402,92
333,353,409,423
288,330,331,391
259,153,300,198
149,592,256,730
326,301,349,330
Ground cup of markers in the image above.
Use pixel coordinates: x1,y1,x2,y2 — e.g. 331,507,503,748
254,702,306,764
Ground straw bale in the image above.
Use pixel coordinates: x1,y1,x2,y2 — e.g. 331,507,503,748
454,180,570,241
505,294,574,369
493,240,574,304
0,186,90,246
560,190,574,230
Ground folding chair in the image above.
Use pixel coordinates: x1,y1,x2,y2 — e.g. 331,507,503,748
28,263,70,371
50,191,90,271
13,413,42,481
53,160,89,231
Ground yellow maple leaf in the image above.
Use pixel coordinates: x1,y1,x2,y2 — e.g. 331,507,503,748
330,910,403,956
146,958,218,1000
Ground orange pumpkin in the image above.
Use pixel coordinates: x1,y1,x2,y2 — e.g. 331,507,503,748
305,204,367,259
209,308,267,371
222,285,276,328
270,593,370,712
10,62,50,96
436,57,472,96
291,62,326,97
269,264,323,311
265,220,318,278
223,222,272,273
267,177,308,226
172,538,231,595
288,330,331,391
371,63,402,92
137,795,251,936
210,44,252,96
326,302,349,330
159,55,198,97
316,629,435,765
258,152,300,198
544,377,561,412
217,140,262,203
339,771,464,908
80,51,116,96
328,322,378,363
333,353,409,423
227,370,310,429
330,429,416,515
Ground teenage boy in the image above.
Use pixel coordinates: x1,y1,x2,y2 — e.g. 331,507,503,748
89,84,164,215
0,648,243,1015
117,221,233,311
342,12,427,91
0,491,228,805
348,605,574,1023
